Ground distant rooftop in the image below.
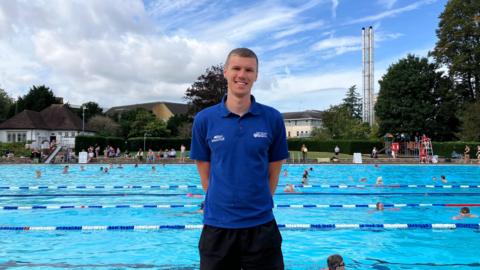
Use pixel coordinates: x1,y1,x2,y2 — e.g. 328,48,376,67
282,110,323,120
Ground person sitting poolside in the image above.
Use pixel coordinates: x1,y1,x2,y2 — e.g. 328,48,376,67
452,207,477,220
323,254,345,270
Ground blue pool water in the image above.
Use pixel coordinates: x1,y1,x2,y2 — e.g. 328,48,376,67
0,164,479,269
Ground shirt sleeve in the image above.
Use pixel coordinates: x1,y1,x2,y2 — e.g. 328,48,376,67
190,114,211,161
269,112,289,162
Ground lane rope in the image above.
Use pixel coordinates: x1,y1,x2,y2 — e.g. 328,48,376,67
2,203,480,211
0,223,478,231
1,192,480,197
1,184,479,190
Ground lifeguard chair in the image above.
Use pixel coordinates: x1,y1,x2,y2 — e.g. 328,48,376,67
418,135,433,163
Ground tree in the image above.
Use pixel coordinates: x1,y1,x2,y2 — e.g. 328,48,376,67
184,64,227,115
87,115,120,137
375,54,459,140
457,102,480,141
342,85,362,119
167,114,193,137
430,0,480,102
312,105,370,140
126,108,170,138
78,102,104,122
10,85,59,116
0,88,13,122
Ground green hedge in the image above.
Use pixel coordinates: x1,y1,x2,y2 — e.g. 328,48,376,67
74,136,480,157
0,142,31,156
287,139,383,154
127,137,191,152
75,136,125,154
432,141,479,158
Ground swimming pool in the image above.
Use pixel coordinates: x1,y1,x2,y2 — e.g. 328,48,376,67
0,164,479,269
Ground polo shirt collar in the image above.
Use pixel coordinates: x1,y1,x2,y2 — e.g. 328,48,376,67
219,95,261,117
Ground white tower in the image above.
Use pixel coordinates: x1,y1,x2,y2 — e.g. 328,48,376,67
362,26,375,125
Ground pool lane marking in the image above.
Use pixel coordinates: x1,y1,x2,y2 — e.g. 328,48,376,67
0,223,478,231
1,184,480,190
1,192,480,197
2,203,480,211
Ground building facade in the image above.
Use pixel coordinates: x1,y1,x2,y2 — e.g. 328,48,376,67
0,104,94,149
282,110,323,138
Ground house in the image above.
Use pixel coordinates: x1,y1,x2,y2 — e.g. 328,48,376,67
105,101,189,122
282,110,323,138
0,104,94,149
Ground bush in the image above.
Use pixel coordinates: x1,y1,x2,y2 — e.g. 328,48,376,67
127,137,191,152
0,142,31,157
75,135,125,154
287,139,383,154
432,141,479,158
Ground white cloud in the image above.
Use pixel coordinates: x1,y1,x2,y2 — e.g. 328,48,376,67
273,20,326,39
331,0,339,19
311,36,362,58
345,0,437,25
377,0,397,9
255,69,361,111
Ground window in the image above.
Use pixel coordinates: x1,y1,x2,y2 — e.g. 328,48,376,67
288,131,291,137
71,132,75,137
296,131,299,136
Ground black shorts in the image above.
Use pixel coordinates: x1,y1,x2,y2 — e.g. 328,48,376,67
199,219,284,270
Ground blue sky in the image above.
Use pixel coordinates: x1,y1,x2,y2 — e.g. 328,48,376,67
0,0,447,112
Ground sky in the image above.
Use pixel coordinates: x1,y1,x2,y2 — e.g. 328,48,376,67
0,0,448,112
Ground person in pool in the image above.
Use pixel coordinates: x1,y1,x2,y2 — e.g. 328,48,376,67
283,183,295,193
452,207,477,220
324,254,345,270
369,202,400,213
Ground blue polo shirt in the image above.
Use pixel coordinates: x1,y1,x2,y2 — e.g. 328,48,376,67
190,95,289,228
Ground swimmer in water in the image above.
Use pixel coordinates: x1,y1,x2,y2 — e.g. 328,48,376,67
186,193,204,198
440,175,447,183
284,183,295,193
35,170,42,178
452,207,477,220
62,165,69,174
376,176,383,185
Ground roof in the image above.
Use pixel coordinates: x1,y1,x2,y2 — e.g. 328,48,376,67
282,110,323,120
0,110,49,129
0,104,91,131
105,101,189,116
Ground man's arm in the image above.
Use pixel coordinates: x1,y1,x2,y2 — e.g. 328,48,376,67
269,159,285,195
195,160,210,192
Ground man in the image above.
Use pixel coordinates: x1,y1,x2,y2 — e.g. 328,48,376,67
190,48,288,270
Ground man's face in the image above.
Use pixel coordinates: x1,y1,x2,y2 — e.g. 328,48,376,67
224,54,258,98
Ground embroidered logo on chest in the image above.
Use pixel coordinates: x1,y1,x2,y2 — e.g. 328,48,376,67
211,135,225,142
253,132,268,138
